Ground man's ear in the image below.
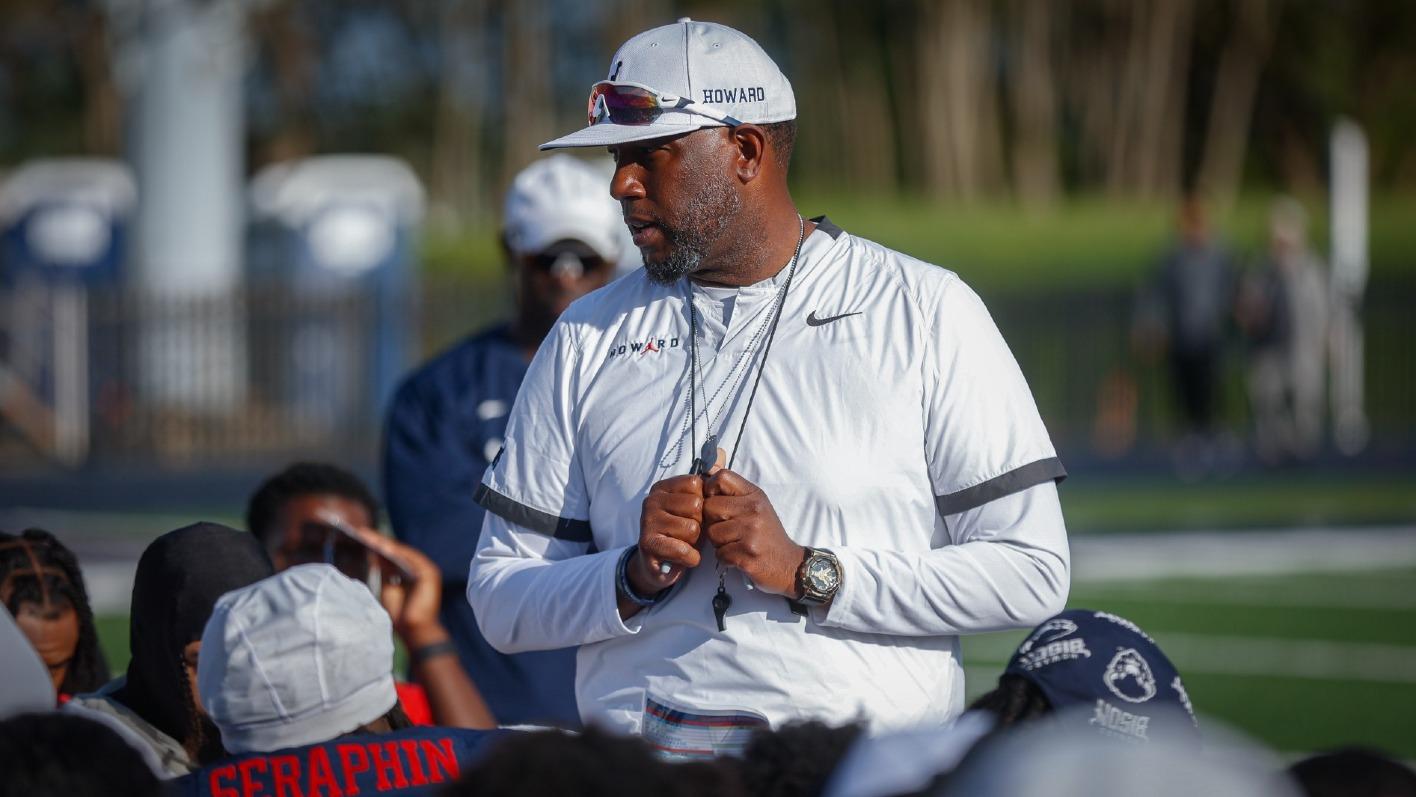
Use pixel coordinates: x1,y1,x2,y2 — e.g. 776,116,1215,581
729,124,768,183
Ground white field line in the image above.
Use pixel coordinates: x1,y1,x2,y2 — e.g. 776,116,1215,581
85,562,141,615
1072,583,1416,611
965,631,1416,684
1071,526,1416,582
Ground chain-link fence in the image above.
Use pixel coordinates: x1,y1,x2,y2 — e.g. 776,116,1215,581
2,276,1412,471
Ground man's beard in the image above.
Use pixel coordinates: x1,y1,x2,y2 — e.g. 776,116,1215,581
642,172,742,285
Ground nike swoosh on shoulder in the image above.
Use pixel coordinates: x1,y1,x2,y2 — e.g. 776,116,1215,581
805,310,863,327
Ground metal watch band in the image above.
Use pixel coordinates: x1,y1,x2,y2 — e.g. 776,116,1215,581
795,546,840,606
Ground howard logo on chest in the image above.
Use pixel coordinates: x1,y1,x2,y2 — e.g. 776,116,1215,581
606,335,681,359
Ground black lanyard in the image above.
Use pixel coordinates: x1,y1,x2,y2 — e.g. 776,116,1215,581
683,215,806,632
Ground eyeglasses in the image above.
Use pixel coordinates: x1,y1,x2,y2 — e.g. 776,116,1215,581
587,80,742,128
528,248,608,278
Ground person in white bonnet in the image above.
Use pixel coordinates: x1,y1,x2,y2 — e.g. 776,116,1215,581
198,563,406,753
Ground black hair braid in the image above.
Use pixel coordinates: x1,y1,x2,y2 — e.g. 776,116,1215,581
177,648,228,765
966,673,1053,727
0,529,110,694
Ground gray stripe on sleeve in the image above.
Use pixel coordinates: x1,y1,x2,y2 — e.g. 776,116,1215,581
934,457,1067,517
474,484,594,543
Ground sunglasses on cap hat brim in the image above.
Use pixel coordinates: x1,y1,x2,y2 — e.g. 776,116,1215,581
587,80,742,128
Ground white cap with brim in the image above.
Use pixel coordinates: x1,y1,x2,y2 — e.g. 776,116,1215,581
198,565,398,754
541,18,796,151
503,155,624,261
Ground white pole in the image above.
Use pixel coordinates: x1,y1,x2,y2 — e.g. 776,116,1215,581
110,0,250,413
51,283,91,465
1329,118,1369,455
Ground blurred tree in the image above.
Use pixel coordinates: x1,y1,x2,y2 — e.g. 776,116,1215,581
1005,0,1061,208
248,0,317,165
429,0,489,220
501,0,555,182
3,0,1415,220
917,0,1005,201
1196,0,1279,210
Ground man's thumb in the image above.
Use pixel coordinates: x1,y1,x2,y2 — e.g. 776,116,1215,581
705,467,750,497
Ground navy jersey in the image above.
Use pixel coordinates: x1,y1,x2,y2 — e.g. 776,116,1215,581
382,324,578,727
175,727,506,797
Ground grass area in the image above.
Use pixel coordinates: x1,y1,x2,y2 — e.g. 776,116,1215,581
95,614,131,676
962,568,1416,757
1060,473,1416,533
420,192,1416,293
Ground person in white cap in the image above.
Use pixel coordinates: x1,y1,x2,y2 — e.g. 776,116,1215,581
469,19,1070,748
190,564,500,795
198,564,405,752
382,154,625,728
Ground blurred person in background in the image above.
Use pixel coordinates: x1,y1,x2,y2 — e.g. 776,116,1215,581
445,725,740,797
65,522,274,777
1289,748,1416,797
179,564,501,797
246,461,495,730
938,708,1298,797
382,154,623,728
0,528,109,701
1237,197,1330,465
736,720,864,797
1134,194,1239,478
0,712,164,797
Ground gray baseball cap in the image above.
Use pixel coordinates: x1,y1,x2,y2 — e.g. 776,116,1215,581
198,564,397,754
541,19,796,150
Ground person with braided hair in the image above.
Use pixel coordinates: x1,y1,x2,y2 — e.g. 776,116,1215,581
0,528,110,701
67,522,274,778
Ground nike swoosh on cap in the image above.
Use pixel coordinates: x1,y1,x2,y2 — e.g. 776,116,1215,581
805,310,862,327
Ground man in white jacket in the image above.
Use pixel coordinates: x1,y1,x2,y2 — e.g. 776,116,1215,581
468,18,1069,754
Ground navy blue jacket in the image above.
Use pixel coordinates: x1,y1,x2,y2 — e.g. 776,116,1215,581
382,325,579,728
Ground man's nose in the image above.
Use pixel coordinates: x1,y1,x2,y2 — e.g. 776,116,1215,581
610,164,645,201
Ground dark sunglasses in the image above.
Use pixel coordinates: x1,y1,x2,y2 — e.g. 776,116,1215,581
529,249,609,276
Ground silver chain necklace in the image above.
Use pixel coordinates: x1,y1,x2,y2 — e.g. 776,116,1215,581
658,276,789,470
684,214,806,633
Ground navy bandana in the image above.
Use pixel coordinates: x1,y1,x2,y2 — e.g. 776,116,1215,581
1004,609,1199,745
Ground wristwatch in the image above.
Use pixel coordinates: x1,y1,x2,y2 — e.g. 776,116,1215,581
794,547,841,605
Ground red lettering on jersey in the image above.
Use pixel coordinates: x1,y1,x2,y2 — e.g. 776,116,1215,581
398,740,428,786
371,742,409,791
238,758,269,797
305,747,344,797
209,764,240,797
336,744,370,795
270,755,304,797
421,739,460,783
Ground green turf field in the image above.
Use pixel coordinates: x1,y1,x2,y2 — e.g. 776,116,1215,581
93,565,1416,758
1061,475,1416,532
962,567,1416,758
421,192,1416,293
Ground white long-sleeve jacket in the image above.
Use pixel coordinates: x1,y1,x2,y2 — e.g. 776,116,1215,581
468,218,1070,735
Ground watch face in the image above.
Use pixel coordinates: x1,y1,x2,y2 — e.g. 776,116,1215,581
806,556,840,592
